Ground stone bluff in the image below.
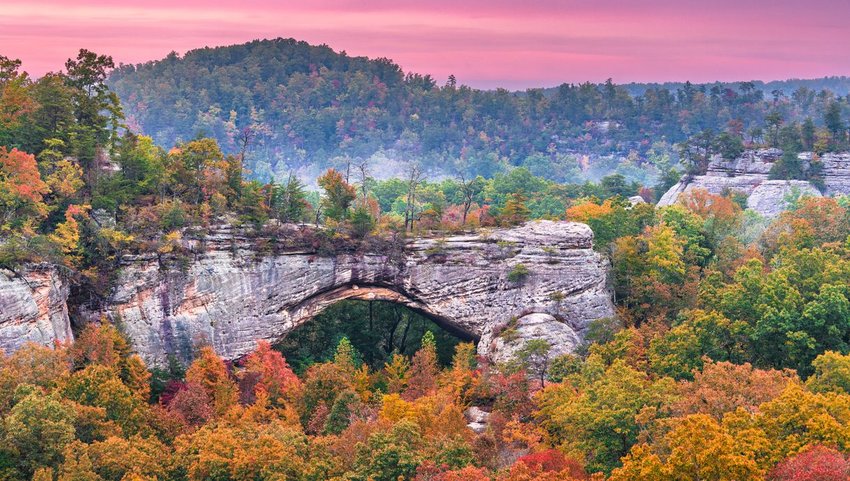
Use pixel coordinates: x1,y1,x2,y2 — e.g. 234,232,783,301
0,266,72,351
0,221,614,366
659,149,850,217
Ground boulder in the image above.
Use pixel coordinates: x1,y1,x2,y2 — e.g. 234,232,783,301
489,313,581,366
464,406,491,433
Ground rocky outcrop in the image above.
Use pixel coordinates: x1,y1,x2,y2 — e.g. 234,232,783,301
658,149,850,217
815,151,850,195
746,181,822,216
0,222,614,365
105,221,614,366
0,265,72,352
464,406,491,433
489,313,581,366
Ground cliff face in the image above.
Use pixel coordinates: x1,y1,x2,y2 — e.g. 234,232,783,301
0,221,615,365
658,149,850,216
0,265,72,352
105,221,614,365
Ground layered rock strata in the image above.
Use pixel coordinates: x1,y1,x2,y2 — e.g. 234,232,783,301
106,221,614,365
0,265,72,352
0,221,615,366
659,149,850,217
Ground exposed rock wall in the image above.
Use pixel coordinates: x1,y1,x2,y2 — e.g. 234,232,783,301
0,222,615,365
817,151,850,196
105,221,614,365
489,313,581,365
0,265,72,352
658,149,850,217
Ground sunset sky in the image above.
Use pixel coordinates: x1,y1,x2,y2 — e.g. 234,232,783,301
2,0,850,89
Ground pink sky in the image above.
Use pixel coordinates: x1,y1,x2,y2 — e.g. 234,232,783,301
2,0,850,89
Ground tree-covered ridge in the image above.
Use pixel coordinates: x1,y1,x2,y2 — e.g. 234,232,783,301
618,76,850,97
107,38,850,184
0,47,651,300
6,44,850,480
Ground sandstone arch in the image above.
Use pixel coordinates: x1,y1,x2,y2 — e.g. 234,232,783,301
103,220,615,365
281,284,478,342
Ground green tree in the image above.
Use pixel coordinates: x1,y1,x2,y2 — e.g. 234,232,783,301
824,101,845,148
806,351,850,395
64,49,123,164
349,204,375,238
272,173,308,223
769,132,804,180
801,117,816,150
333,337,360,373
456,172,485,225
715,132,744,160
0,56,36,147
25,73,75,152
169,138,229,205
765,110,784,147
649,309,750,380
318,168,355,222
323,389,358,435
514,339,552,384
3,391,76,478
61,365,144,435
678,129,717,175
353,420,421,481
535,359,675,474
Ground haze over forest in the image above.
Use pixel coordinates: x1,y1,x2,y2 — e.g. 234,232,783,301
101,38,850,188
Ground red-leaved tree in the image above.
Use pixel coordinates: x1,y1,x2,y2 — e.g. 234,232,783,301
517,449,588,479
768,445,850,481
239,340,301,406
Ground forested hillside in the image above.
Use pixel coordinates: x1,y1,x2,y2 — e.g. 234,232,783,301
108,38,850,185
4,39,850,481
619,76,850,97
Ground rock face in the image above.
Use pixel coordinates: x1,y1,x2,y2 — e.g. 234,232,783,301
0,265,72,352
489,313,581,366
817,151,850,195
105,221,614,365
658,149,850,217
464,406,491,433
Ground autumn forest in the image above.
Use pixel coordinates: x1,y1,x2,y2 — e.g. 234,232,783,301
1,32,850,481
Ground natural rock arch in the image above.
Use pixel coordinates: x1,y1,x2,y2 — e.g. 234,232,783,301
281,284,478,342
95,220,615,365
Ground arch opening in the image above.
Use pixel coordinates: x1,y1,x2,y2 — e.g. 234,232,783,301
275,298,475,373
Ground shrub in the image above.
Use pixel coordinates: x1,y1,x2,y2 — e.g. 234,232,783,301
507,263,530,283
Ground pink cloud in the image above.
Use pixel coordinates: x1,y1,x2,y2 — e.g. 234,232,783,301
1,0,849,88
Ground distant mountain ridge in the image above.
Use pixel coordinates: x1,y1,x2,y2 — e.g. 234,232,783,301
615,77,850,97
107,37,850,185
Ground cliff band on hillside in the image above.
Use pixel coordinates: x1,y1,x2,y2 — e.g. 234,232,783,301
659,149,850,217
0,265,72,351
0,221,614,366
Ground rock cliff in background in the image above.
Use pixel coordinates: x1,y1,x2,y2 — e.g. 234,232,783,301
0,265,72,352
658,149,850,217
105,221,614,366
